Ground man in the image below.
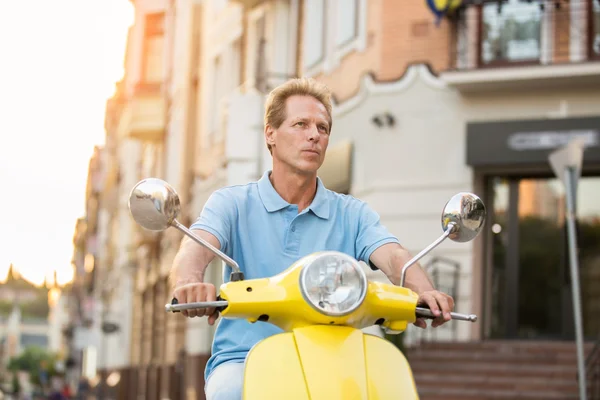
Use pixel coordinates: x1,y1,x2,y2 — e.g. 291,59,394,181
171,78,454,400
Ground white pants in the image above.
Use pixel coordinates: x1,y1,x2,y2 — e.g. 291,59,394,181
205,361,245,400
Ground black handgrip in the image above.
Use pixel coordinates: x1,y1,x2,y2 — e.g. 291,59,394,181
215,297,227,312
171,297,181,313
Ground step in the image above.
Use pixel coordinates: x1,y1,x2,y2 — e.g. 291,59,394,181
417,386,579,400
407,349,580,366
409,360,577,380
411,340,595,355
413,373,578,393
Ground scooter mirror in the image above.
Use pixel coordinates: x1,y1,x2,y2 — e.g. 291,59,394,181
128,178,181,231
441,192,486,243
128,178,245,280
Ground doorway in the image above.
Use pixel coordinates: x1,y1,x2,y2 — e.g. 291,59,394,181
487,176,600,340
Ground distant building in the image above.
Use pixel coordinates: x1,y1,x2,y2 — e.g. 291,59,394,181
0,265,40,303
0,264,54,377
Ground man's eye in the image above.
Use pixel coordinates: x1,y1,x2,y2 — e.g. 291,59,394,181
296,122,305,127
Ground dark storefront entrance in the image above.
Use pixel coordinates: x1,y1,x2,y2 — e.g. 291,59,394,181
467,116,600,340
486,175,600,340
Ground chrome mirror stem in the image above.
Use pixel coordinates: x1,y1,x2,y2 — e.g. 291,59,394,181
172,220,242,274
399,223,456,287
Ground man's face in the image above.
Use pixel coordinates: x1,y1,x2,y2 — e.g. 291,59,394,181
266,95,330,175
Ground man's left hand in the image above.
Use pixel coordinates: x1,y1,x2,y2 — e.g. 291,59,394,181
415,290,455,329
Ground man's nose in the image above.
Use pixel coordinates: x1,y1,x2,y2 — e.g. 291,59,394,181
307,124,319,141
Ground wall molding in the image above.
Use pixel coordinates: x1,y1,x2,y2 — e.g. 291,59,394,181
333,64,448,117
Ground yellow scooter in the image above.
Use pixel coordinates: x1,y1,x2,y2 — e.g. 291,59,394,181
129,179,486,399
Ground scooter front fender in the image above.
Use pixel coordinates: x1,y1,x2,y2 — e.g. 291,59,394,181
243,325,418,399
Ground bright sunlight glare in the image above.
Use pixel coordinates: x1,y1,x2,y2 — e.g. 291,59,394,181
0,1,134,286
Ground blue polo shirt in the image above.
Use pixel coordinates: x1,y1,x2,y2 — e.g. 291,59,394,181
190,170,399,381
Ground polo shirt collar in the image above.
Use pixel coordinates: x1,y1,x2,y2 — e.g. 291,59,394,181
257,170,330,219
257,170,288,212
308,176,330,219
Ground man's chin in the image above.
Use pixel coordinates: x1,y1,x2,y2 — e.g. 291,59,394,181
295,161,322,175
274,157,323,175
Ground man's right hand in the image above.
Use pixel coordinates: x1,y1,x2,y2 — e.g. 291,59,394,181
173,282,219,325
170,229,222,324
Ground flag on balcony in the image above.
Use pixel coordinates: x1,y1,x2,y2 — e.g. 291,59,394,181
426,0,462,25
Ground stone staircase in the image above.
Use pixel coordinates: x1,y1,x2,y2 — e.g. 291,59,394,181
406,340,595,400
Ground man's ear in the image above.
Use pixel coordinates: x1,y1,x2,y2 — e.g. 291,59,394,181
265,124,276,148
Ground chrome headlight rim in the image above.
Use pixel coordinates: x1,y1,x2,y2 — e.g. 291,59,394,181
298,251,368,317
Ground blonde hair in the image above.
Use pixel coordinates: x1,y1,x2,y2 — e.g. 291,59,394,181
264,78,333,153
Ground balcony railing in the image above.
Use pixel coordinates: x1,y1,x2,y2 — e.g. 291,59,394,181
441,0,600,91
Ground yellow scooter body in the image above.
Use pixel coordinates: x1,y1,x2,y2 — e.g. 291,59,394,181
243,325,419,399
217,252,423,399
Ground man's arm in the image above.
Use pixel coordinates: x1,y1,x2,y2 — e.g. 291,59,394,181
170,188,234,323
369,242,454,329
170,229,218,286
170,229,221,324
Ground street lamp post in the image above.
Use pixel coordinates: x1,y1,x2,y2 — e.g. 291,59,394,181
548,138,587,400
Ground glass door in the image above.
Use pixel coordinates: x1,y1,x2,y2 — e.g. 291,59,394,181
488,176,600,340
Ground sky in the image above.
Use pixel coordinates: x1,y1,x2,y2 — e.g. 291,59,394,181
0,1,134,286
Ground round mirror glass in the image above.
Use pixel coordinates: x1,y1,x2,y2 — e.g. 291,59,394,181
442,192,486,243
128,178,181,231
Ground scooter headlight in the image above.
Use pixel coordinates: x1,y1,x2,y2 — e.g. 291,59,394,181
299,251,368,317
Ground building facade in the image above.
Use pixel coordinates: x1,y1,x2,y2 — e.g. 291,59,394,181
69,0,600,398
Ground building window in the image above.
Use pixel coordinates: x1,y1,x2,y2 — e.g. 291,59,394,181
303,0,365,75
142,13,165,84
244,2,299,91
592,0,600,58
335,0,358,47
303,0,325,69
481,0,542,65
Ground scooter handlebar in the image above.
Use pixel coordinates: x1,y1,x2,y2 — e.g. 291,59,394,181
165,299,478,323
166,297,228,313
415,306,477,322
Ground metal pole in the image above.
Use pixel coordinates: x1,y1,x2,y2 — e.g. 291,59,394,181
564,166,587,400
